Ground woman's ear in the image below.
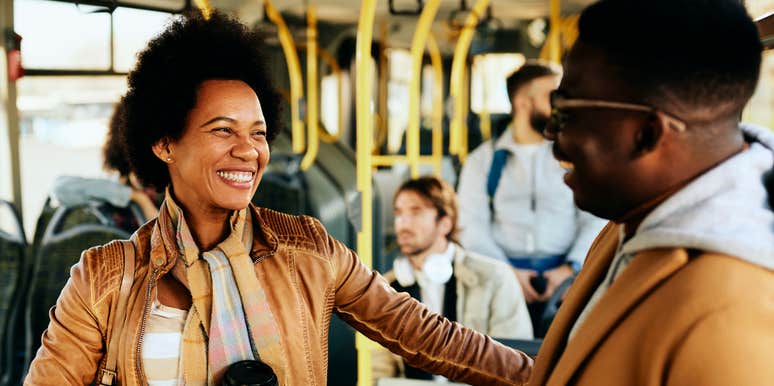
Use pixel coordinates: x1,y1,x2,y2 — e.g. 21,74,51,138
152,138,174,163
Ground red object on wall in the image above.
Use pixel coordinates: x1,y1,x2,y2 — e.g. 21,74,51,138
6,31,24,81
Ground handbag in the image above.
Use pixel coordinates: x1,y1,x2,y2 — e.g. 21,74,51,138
98,240,136,386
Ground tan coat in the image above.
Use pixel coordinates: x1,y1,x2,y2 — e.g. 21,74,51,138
529,223,774,386
373,246,533,380
25,205,532,386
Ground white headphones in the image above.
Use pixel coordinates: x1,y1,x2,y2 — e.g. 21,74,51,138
393,246,454,287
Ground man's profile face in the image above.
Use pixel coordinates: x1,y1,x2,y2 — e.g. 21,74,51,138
549,42,654,220
513,75,559,134
393,190,445,256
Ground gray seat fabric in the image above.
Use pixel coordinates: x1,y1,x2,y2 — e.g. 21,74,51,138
0,200,26,386
20,204,130,379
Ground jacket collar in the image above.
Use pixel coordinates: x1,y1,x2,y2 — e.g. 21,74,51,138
452,244,479,287
148,202,279,275
530,223,691,385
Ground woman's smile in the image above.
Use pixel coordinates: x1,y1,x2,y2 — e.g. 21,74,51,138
216,169,256,189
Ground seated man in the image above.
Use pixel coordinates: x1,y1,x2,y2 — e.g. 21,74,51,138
373,176,532,383
457,62,606,333
530,1,774,385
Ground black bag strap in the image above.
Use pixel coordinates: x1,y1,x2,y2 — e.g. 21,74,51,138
99,240,136,386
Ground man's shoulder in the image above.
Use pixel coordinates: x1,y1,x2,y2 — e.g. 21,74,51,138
466,139,497,164
456,248,513,281
675,251,774,292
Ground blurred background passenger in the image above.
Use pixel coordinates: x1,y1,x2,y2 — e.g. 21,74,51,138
373,177,532,383
456,61,606,335
51,100,159,230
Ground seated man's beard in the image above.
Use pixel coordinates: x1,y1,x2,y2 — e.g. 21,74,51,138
530,112,551,135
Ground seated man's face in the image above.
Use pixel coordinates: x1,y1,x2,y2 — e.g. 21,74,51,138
393,190,446,257
548,42,660,220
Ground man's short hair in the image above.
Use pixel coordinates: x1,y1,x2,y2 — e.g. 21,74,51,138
395,176,459,243
506,60,562,101
577,0,762,120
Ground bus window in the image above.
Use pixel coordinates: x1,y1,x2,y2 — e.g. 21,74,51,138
14,0,111,70
387,48,411,153
113,8,173,72
744,1,774,129
16,76,126,235
470,53,525,115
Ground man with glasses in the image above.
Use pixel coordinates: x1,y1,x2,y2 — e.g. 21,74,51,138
457,61,605,336
530,0,774,385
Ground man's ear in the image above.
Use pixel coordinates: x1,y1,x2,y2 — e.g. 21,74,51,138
514,93,531,112
438,215,453,240
152,138,173,163
633,115,666,156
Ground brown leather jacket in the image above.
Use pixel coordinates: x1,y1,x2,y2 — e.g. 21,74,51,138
25,205,532,385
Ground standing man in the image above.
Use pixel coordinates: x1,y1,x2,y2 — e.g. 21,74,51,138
457,62,606,334
531,0,774,385
373,176,532,383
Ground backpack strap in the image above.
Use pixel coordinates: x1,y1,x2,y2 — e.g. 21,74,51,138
487,148,511,213
99,240,136,386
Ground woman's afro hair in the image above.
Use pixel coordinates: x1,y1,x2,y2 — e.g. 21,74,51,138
121,11,282,190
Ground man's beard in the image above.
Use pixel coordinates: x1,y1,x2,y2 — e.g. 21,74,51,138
530,112,550,135
399,234,435,258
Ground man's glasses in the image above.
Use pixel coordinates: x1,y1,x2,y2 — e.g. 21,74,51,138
548,90,687,133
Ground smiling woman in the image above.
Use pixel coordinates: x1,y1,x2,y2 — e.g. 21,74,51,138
23,10,533,386
152,79,269,249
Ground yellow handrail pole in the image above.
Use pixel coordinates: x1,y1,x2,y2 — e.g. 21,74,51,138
295,45,344,143
549,0,561,63
450,0,490,160
427,33,443,177
376,22,390,152
192,0,213,19
301,6,319,171
355,1,378,385
265,0,306,154
461,66,470,162
407,0,442,178
317,47,344,142
479,58,491,141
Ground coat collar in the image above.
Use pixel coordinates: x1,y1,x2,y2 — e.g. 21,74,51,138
148,202,279,275
529,223,692,385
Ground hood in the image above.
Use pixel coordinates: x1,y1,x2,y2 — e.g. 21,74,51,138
621,124,774,270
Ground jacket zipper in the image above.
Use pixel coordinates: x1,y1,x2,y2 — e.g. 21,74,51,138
252,252,275,264
135,268,159,384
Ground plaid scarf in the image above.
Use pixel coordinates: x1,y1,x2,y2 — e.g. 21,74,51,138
159,191,285,385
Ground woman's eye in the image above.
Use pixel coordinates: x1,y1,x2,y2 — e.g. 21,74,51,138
252,130,267,138
212,127,232,136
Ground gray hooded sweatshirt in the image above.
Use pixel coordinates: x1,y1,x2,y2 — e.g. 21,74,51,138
570,124,774,339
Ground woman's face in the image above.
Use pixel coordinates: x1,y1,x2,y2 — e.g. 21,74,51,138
161,79,270,214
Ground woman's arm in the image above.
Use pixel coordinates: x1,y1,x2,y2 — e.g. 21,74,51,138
313,219,533,386
25,251,106,385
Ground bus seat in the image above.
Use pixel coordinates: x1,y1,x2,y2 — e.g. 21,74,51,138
21,203,130,378
492,337,542,358
0,200,26,385
252,153,308,215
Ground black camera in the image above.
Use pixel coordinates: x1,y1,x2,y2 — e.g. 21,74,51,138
222,360,278,386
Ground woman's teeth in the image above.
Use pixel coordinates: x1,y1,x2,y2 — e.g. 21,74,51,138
217,171,253,183
559,161,575,171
